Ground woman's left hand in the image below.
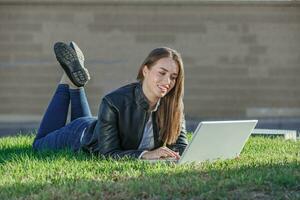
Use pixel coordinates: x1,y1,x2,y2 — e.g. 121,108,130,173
141,146,180,160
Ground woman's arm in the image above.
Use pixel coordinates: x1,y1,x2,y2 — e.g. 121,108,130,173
95,98,144,159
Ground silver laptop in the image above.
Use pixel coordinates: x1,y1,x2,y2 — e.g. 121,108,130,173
148,120,258,164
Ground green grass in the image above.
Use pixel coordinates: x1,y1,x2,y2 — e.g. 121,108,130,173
0,134,299,200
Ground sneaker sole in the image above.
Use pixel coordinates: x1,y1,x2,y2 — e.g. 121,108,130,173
70,41,85,63
54,42,88,87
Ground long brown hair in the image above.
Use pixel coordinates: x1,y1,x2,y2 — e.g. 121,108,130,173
137,47,184,145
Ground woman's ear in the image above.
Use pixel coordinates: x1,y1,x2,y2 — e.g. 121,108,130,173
142,65,149,77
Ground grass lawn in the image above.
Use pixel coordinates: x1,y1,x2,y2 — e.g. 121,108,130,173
0,134,299,200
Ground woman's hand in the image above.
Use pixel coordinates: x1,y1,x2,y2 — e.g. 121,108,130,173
141,146,180,160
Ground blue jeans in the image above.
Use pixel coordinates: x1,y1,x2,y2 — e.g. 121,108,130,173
33,84,95,152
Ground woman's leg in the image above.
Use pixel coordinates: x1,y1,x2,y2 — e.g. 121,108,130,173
33,83,93,152
32,75,90,151
70,87,92,121
33,116,95,152
34,83,70,141
33,41,92,152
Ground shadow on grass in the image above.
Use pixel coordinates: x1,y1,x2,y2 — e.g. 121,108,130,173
0,139,93,165
0,161,299,199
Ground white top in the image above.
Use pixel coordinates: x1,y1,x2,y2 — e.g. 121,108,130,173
138,99,160,150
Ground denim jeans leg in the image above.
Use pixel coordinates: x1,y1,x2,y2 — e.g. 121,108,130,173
33,116,94,152
70,87,92,121
35,84,70,141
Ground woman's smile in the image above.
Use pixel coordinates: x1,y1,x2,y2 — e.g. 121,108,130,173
157,84,169,94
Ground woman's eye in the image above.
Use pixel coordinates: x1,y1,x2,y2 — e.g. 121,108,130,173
171,76,177,81
159,72,165,76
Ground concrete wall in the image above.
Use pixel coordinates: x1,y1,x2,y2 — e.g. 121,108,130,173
0,1,300,127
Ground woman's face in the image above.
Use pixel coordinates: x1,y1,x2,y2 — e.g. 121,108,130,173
142,57,179,103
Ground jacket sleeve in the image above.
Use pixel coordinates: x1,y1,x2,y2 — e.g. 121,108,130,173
95,97,144,159
168,114,188,155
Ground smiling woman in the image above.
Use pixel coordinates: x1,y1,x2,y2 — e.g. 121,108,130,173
32,42,188,161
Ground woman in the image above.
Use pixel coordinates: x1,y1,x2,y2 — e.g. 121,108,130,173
33,41,188,160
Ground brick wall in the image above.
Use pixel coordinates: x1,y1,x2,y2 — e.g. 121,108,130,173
0,1,300,123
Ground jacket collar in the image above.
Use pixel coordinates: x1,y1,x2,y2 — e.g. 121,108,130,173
135,81,150,111
135,81,161,111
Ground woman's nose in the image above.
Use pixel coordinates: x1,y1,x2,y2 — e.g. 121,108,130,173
162,76,171,85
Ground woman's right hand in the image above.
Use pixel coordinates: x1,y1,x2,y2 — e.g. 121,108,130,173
141,146,180,160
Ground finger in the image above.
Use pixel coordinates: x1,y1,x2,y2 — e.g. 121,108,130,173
160,148,180,159
163,147,181,159
161,146,177,155
158,148,173,158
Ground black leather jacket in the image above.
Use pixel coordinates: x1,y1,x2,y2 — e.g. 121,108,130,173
80,82,188,158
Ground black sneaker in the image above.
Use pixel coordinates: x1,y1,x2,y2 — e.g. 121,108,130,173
54,42,90,87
